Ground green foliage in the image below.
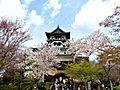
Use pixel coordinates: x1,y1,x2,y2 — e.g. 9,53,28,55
0,81,35,90
113,86,120,90
1,67,36,90
64,61,104,82
45,82,53,90
2,68,24,85
0,84,18,90
12,72,23,84
20,82,34,90
0,84,13,90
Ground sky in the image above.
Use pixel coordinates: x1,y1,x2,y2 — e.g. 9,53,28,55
0,0,120,47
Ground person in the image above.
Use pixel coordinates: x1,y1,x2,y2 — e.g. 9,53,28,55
58,77,63,90
63,79,67,90
69,78,74,90
55,78,59,90
49,84,55,90
33,84,39,90
34,86,39,90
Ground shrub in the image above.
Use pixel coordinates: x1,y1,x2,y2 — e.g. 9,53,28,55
113,86,120,90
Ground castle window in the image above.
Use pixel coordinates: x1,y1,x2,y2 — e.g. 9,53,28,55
57,42,61,46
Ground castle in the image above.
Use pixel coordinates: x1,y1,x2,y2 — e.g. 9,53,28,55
45,26,88,81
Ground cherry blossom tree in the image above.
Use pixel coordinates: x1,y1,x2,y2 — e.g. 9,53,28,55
97,46,120,89
66,30,114,61
24,44,59,83
0,18,30,70
97,46,120,78
99,6,120,41
98,6,120,87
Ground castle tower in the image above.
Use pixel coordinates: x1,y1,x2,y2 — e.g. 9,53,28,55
45,26,70,48
45,26,72,70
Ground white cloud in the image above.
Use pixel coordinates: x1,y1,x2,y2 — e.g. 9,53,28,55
0,0,45,47
72,0,120,32
43,0,62,18
0,0,27,20
28,10,44,26
23,39,40,47
0,0,39,26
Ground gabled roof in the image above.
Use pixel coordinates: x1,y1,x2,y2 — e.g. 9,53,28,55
51,26,66,34
45,26,70,39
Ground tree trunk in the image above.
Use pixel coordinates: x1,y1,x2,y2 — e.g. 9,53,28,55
88,81,91,90
98,85,100,90
85,81,88,90
41,73,44,83
110,80,113,90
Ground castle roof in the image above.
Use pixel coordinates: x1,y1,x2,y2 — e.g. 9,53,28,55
45,26,70,39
